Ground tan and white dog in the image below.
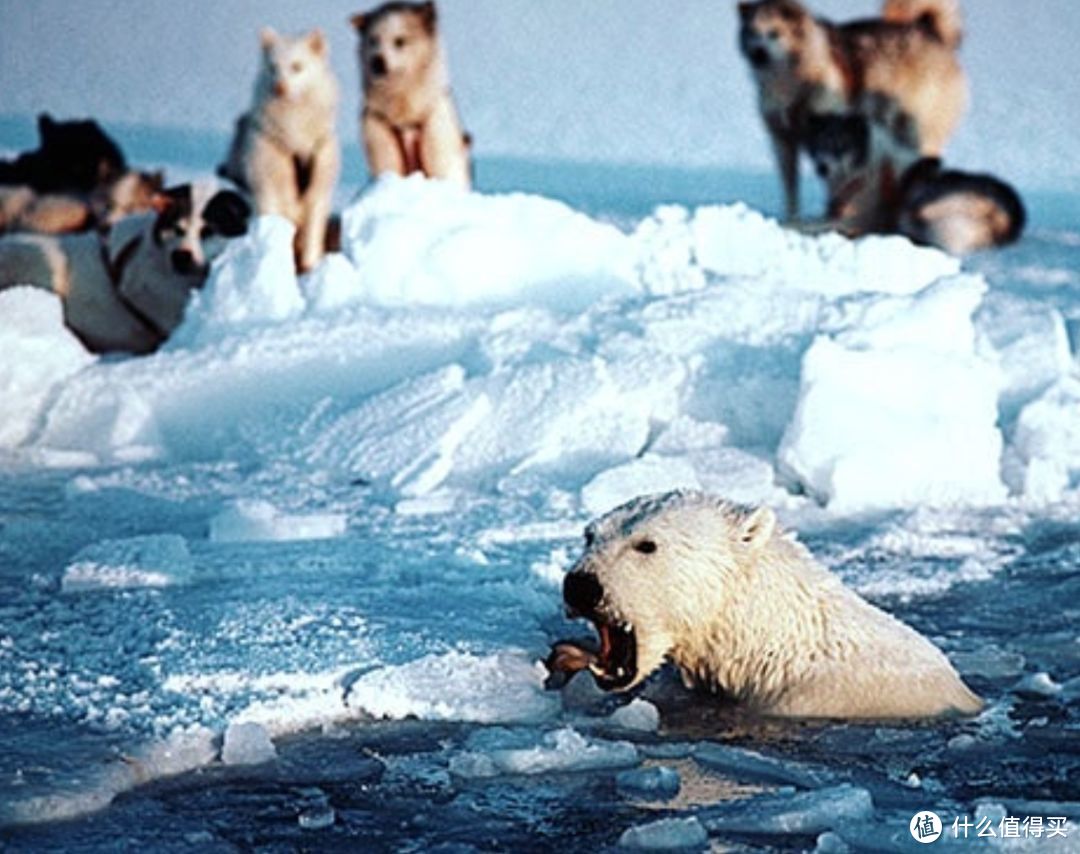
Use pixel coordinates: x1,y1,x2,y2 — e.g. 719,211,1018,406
738,0,967,221
219,28,340,272
351,1,471,189
0,182,250,354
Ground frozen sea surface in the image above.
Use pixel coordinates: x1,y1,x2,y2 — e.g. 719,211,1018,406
1,141,1079,851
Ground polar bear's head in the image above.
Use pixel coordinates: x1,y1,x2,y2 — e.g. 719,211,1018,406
562,491,776,691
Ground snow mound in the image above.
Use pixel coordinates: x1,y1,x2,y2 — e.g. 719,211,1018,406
340,174,637,308
1012,376,1080,501
61,535,193,592
0,287,94,449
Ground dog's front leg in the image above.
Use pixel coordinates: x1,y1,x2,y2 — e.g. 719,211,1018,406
297,140,340,273
767,122,801,222
362,113,406,180
419,99,471,190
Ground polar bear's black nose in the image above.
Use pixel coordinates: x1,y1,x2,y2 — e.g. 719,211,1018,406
564,572,603,616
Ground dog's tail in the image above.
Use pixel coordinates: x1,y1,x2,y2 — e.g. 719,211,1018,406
882,0,962,48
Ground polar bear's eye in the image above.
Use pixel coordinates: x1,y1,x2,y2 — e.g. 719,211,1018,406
584,530,596,548
634,539,657,555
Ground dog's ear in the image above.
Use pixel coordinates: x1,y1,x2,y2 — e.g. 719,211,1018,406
260,27,279,50
149,191,176,215
737,2,756,22
203,190,251,238
349,12,366,32
37,112,57,140
419,1,437,32
308,29,327,55
780,1,805,21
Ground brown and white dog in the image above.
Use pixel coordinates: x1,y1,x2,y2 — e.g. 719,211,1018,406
737,0,967,221
0,182,250,354
804,111,1025,254
351,1,471,189
219,28,340,273
0,170,165,236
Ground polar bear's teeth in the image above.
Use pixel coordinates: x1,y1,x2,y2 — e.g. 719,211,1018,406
588,662,606,678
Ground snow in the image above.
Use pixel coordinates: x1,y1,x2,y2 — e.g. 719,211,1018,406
0,288,95,449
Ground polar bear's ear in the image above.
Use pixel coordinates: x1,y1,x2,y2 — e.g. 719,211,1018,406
739,506,776,549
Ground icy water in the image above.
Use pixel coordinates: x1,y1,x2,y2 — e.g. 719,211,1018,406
2,136,1080,850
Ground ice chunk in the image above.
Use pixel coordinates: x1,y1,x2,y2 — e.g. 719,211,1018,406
174,214,303,347
696,784,874,835
618,816,707,850
582,454,701,517
1012,376,1080,501
1011,672,1062,699
449,727,639,779
616,765,681,799
345,651,559,724
209,499,347,542
221,721,277,766
778,276,1006,510
341,175,638,309
0,287,94,449
692,743,830,789
61,535,193,592
608,699,661,733
950,647,1026,680
298,805,336,830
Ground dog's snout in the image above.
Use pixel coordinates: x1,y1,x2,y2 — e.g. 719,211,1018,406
563,572,603,616
369,55,388,77
749,46,771,68
816,162,830,178
171,248,197,275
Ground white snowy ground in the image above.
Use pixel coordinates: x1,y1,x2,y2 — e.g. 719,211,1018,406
1,169,1079,850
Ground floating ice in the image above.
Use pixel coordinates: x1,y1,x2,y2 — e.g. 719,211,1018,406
208,499,347,543
449,727,639,779
345,651,559,725
616,765,681,799
618,816,708,850
61,535,193,592
221,721,277,766
0,287,94,449
1011,672,1063,699
696,784,874,836
692,743,830,789
607,698,661,733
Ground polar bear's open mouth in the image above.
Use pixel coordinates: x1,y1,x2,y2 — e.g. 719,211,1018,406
585,618,638,691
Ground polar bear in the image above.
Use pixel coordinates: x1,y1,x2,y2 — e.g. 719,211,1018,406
547,491,983,719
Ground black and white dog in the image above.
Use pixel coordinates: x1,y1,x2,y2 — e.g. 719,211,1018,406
0,181,250,354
